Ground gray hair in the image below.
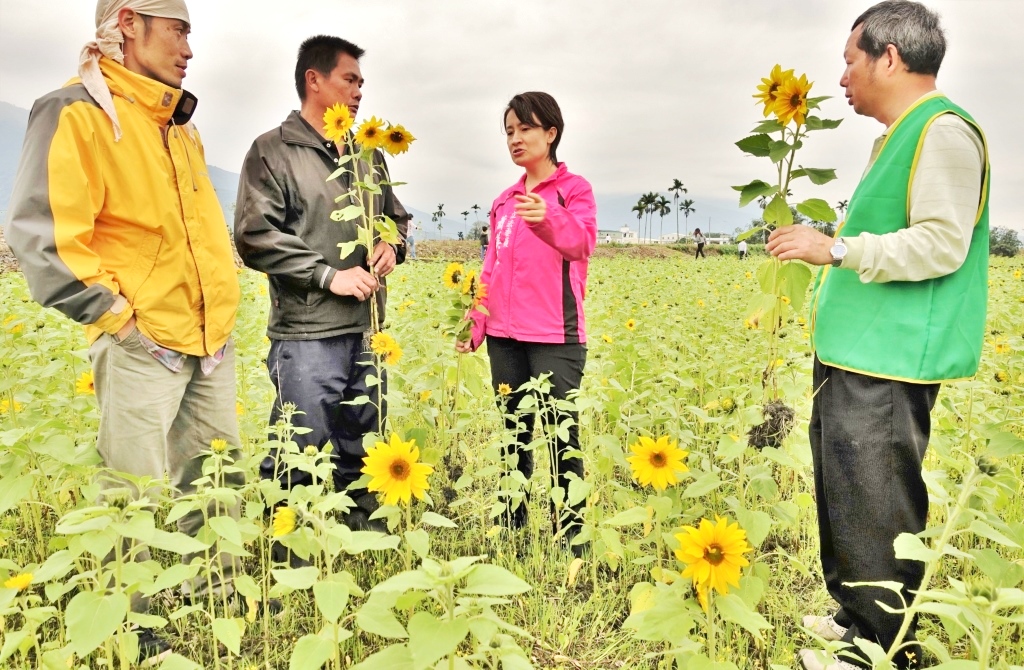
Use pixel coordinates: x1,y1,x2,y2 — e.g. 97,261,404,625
853,1,946,76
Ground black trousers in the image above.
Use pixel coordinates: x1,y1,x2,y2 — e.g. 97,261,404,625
695,243,706,258
810,357,939,669
486,336,587,529
261,333,385,493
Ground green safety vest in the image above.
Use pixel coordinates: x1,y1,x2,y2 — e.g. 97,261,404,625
810,94,990,383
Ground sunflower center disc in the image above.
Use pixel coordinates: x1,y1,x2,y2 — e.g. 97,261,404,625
390,461,409,480
650,452,667,467
705,545,725,566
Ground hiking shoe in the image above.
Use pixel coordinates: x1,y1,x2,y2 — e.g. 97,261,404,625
136,628,172,667
802,613,849,641
798,649,862,670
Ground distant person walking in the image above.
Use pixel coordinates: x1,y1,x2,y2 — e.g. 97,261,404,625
693,228,706,258
480,225,489,260
738,239,748,259
407,220,417,259
456,92,597,556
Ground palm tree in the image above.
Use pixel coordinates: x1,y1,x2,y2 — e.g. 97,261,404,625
471,204,481,221
668,179,687,237
655,195,671,241
433,203,446,221
836,199,849,218
639,192,657,242
631,202,645,237
679,199,696,237
461,210,470,236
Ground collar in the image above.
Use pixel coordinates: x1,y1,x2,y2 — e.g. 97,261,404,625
511,162,568,194
282,110,333,148
98,57,186,126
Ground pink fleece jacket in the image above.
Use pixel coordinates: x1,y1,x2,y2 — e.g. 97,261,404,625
470,163,598,349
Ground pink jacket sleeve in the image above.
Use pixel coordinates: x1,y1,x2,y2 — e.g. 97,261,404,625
524,180,597,261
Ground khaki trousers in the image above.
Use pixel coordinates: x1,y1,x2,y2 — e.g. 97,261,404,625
89,329,242,613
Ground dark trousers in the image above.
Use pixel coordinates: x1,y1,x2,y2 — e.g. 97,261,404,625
261,334,385,493
695,243,706,258
810,357,939,669
486,336,587,530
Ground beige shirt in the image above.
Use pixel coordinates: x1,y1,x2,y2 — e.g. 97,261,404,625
841,92,986,283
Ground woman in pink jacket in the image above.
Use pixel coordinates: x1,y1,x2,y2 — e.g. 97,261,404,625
456,92,597,555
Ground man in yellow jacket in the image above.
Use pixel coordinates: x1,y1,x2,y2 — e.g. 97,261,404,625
3,0,251,664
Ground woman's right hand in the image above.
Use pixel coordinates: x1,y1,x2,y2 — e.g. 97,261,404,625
455,339,473,354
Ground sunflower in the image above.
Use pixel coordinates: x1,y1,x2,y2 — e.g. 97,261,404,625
773,72,813,126
3,572,32,591
210,438,228,454
0,398,23,416
361,434,434,506
271,506,297,537
354,116,387,151
370,331,403,365
418,390,432,403
994,370,1009,383
322,103,354,144
443,263,465,290
625,318,636,331
460,270,477,296
675,516,752,601
236,401,244,416
382,124,416,155
497,383,512,397
602,334,613,344
75,371,95,395
753,64,795,117
626,436,689,492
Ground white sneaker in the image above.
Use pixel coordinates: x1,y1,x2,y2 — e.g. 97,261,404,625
802,613,849,641
798,649,862,670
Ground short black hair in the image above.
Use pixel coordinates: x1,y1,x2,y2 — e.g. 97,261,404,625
853,1,945,76
295,35,365,101
503,92,565,164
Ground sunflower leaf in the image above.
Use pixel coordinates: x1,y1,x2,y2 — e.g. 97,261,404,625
733,180,776,207
762,195,793,227
735,134,772,157
790,167,838,185
804,116,843,131
717,594,771,641
769,140,793,164
751,119,785,134
796,198,837,223
735,226,765,243
806,95,832,109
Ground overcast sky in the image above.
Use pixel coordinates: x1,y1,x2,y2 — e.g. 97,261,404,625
0,0,1019,232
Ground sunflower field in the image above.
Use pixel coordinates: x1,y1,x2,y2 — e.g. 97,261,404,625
1,250,1022,669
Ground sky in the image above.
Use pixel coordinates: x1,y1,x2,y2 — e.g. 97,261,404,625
0,0,1019,233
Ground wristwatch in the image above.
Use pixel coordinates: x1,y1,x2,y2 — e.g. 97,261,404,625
830,237,847,267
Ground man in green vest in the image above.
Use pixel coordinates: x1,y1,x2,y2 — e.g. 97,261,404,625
767,2,989,668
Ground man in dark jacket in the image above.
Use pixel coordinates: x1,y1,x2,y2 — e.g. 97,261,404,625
234,35,409,530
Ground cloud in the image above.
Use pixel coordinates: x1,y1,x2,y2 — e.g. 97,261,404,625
1,0,1019,231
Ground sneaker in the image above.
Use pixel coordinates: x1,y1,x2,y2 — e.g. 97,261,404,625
802,613,849,641
798,649,862,670
136,627,172,667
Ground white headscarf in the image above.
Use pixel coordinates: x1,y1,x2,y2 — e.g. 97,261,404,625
79,0,191,141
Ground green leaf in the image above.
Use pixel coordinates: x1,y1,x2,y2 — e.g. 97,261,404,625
733,180,776,208
142,562,200,596
893,533,940,563
289,634,334,670
272,566,320,590
751,119,784,134
735,226,765,243
65,591,129,656
735,134,772,157
314,580,350,623
462,564,532,596
375,216,401,245
683,471,723,499
0,630,29,664
419,511,457,528
0,474,33,516
407,612,470,670
345,531,401,554
604,506,650,527
716,593,772,641
806,95,832,109
790,167,838,185
356,592,409,639
769,140,793,164
971,548,1024,588
212,618,243,657
208,516,243,547
350,644,413,670
804,116,843,131
777,262,813,311
716,433,747,463
762,194,793,227
985,430,1024,458
733,508,773,548
969,520,1021,548
796,198,837,223
151,653,201,670
331,204,364,222
337,240,361,260
404,529,430,559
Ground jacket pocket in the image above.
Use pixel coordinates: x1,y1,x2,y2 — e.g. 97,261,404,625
120,231,163,302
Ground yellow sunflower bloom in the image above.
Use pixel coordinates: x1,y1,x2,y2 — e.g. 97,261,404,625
443,263,465,289
370,331,403,365
675,516,752,600
625,318,636,331
753,64,795,117
322,103,353,144
354,116,387,151
361,434,434,506
382,124,416,155
75,371,95,395
602,334,613,344
210,438,228,454
497,383,512,396
461,270,477,296
236,401,244,416
418,390,432,403
994,370,1009,383
773,72,813,126
626,436,689,492
3,572,33,591
271,506,297,537
0,398,23,416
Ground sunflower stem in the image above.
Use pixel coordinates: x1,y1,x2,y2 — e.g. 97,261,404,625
707,588,716,662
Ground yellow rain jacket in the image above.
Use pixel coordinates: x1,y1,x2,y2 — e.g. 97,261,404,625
3,58,238,356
